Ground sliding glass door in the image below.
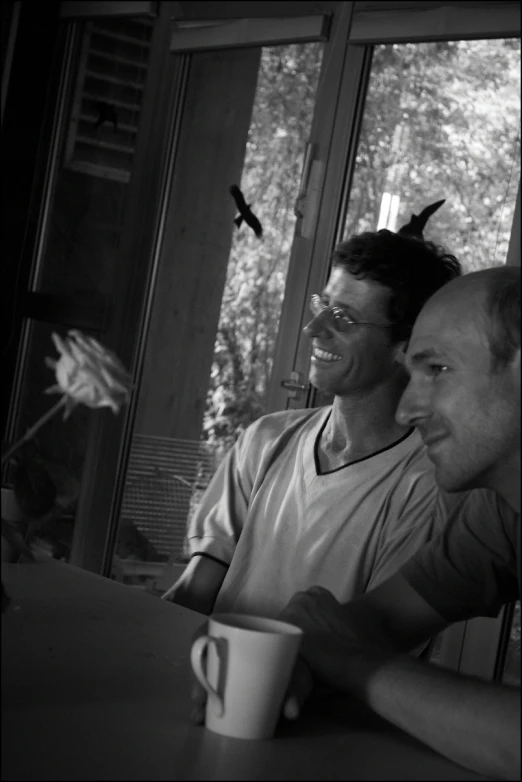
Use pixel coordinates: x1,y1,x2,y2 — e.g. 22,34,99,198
108,8,349,591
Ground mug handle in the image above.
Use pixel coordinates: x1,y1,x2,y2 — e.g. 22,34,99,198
190,635,224,718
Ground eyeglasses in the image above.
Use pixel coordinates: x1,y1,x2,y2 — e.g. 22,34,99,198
309,294,393,332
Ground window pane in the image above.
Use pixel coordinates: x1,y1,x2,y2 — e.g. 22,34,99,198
5,321,94,561
110,43,324,593
204,44,324,453
344,39,521,271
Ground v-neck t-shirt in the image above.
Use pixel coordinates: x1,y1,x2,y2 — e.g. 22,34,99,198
187,406,447,617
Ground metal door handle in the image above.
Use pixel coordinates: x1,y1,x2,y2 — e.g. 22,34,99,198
280,371,308,398
294,141,315,219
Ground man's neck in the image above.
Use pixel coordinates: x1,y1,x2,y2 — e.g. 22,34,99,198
321,386,410,464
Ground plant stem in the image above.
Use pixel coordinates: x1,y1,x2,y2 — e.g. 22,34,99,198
1,397,67,467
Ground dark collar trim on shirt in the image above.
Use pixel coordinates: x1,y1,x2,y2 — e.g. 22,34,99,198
314,411,416,476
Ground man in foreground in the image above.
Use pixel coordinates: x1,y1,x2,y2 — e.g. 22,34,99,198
281,265,520,780
162,229,461,618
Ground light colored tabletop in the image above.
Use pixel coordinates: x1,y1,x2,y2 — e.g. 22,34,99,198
1,559,486,781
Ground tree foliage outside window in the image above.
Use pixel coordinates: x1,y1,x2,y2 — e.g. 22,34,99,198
347,39,521,271
202,39,520,457
202,43,324,453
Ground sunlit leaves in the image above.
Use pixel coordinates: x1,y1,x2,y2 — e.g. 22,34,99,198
203,44,323,448
348,39,520,270
204,39,520,452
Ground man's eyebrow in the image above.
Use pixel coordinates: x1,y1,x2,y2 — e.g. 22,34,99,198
408,348,446,365
322,292,359,315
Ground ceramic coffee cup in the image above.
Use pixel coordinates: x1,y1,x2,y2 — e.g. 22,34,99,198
190,613,303,740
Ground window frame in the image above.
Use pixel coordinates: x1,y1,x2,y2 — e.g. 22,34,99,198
271,0,520,681
169,14,330,52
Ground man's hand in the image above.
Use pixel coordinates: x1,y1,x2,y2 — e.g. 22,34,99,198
281,585,353,638
281,656,314,720
280,586,387,696
161,556,227,616
190,586,363,727
278,585,357,719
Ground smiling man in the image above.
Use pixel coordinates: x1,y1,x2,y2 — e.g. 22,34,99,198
281,265,520,780
161,229,461,623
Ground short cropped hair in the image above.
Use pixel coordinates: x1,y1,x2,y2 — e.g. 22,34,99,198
484,266,521,372
332,229,462,342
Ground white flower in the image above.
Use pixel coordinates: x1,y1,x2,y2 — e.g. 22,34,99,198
44,330,132,419
1,331,132,469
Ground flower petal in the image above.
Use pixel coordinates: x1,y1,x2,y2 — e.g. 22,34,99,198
48,329,131,415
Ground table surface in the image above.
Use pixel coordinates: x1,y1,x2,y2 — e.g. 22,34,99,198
1,559,487,781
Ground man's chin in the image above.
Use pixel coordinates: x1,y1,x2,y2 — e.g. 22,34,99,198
309,372,339,396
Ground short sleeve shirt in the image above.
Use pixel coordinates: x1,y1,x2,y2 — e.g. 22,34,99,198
187,407,456,618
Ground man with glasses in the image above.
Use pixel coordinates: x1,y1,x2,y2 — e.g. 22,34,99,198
162,229,462,622
281,266,520,779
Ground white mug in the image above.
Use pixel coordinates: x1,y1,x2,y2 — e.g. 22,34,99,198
190,613,303,740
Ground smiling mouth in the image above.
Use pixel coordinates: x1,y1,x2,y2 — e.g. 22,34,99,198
312,347,342,363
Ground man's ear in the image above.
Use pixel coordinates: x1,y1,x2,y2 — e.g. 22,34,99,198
393,341,408,366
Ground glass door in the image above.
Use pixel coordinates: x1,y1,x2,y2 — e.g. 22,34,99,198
343,39,520,268
108,11,343,591
110,1,520,682
108,5,521,636
317,8,520,683
289,35,521,410
283,10,521,684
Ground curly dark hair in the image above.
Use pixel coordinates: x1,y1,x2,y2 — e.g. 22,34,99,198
331,229,462,342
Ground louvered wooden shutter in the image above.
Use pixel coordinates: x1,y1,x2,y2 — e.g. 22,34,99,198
64,16,153,183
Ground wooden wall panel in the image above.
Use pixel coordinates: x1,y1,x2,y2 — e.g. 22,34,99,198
133,47,261,441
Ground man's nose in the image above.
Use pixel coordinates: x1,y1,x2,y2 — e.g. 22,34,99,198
303,310,333,338
396,380,429,427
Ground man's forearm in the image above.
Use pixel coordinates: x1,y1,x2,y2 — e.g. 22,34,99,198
164,580,215,615
281,582,519,779
161,555,227,615
332,647,520,781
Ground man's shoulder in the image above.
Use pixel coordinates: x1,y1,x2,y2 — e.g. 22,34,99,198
231,407,329,481
436,486,506,515
434,487,518,535
243,406,328,443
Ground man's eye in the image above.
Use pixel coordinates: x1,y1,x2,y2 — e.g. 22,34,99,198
428,364,449,375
